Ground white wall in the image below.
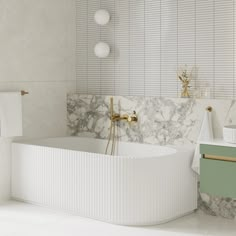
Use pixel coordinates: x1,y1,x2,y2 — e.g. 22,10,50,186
76,0,235,99
0,0,76,201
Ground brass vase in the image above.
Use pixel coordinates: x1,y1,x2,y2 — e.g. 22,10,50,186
181,80,190,98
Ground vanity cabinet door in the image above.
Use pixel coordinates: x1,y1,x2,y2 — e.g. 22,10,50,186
200,144,236,158
200,158,236,198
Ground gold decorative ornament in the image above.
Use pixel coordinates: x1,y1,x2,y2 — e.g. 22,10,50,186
177,65,193,98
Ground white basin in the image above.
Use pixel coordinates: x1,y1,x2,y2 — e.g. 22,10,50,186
223,125,236,144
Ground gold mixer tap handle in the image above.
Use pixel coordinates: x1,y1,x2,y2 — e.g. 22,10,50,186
127,116,132,122
127,110,138,123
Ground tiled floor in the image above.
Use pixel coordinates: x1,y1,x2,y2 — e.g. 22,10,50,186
0,201,235,236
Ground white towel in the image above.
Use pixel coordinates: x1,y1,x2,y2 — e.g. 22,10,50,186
0,92,23,137
192,110,214,174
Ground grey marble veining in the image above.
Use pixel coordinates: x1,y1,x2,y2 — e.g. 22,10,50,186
67,95,196,144
67,93,236,219
199,191,236,219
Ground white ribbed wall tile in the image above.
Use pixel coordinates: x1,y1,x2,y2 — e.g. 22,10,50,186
100,0,115,95
195,0,214,92
76,0,88,93
114,0,130,96
87,1,101,95
76,0,236,99
129,0,145,96
178,0,195,89
145,0,161,96
160,0,178,97
214,0,234,99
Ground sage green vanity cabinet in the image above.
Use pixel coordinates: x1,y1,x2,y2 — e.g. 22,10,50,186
200,143,236,198
200,144,236,159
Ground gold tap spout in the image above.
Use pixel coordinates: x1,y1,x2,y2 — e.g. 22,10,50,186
119,111,138,122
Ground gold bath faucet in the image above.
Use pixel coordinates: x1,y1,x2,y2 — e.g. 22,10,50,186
109,97,138,123
111,111,138,123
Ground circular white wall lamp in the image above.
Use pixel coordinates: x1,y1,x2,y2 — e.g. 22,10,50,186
94,9,110,26
94,42,110,58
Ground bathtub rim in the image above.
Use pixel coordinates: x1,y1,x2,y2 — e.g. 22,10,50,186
12,136,195,160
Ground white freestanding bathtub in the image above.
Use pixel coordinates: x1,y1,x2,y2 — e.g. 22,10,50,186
11,137,197,226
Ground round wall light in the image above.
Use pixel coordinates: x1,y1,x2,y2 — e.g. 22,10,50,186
94,9,110,26
94,42,110,58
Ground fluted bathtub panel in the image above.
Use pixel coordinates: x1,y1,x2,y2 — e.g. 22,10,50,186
11,137,197,226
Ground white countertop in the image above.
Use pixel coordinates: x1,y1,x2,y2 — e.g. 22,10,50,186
200,139,236,148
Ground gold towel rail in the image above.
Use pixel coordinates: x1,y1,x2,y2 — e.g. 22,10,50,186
206,106,212,112
21,90,29,96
